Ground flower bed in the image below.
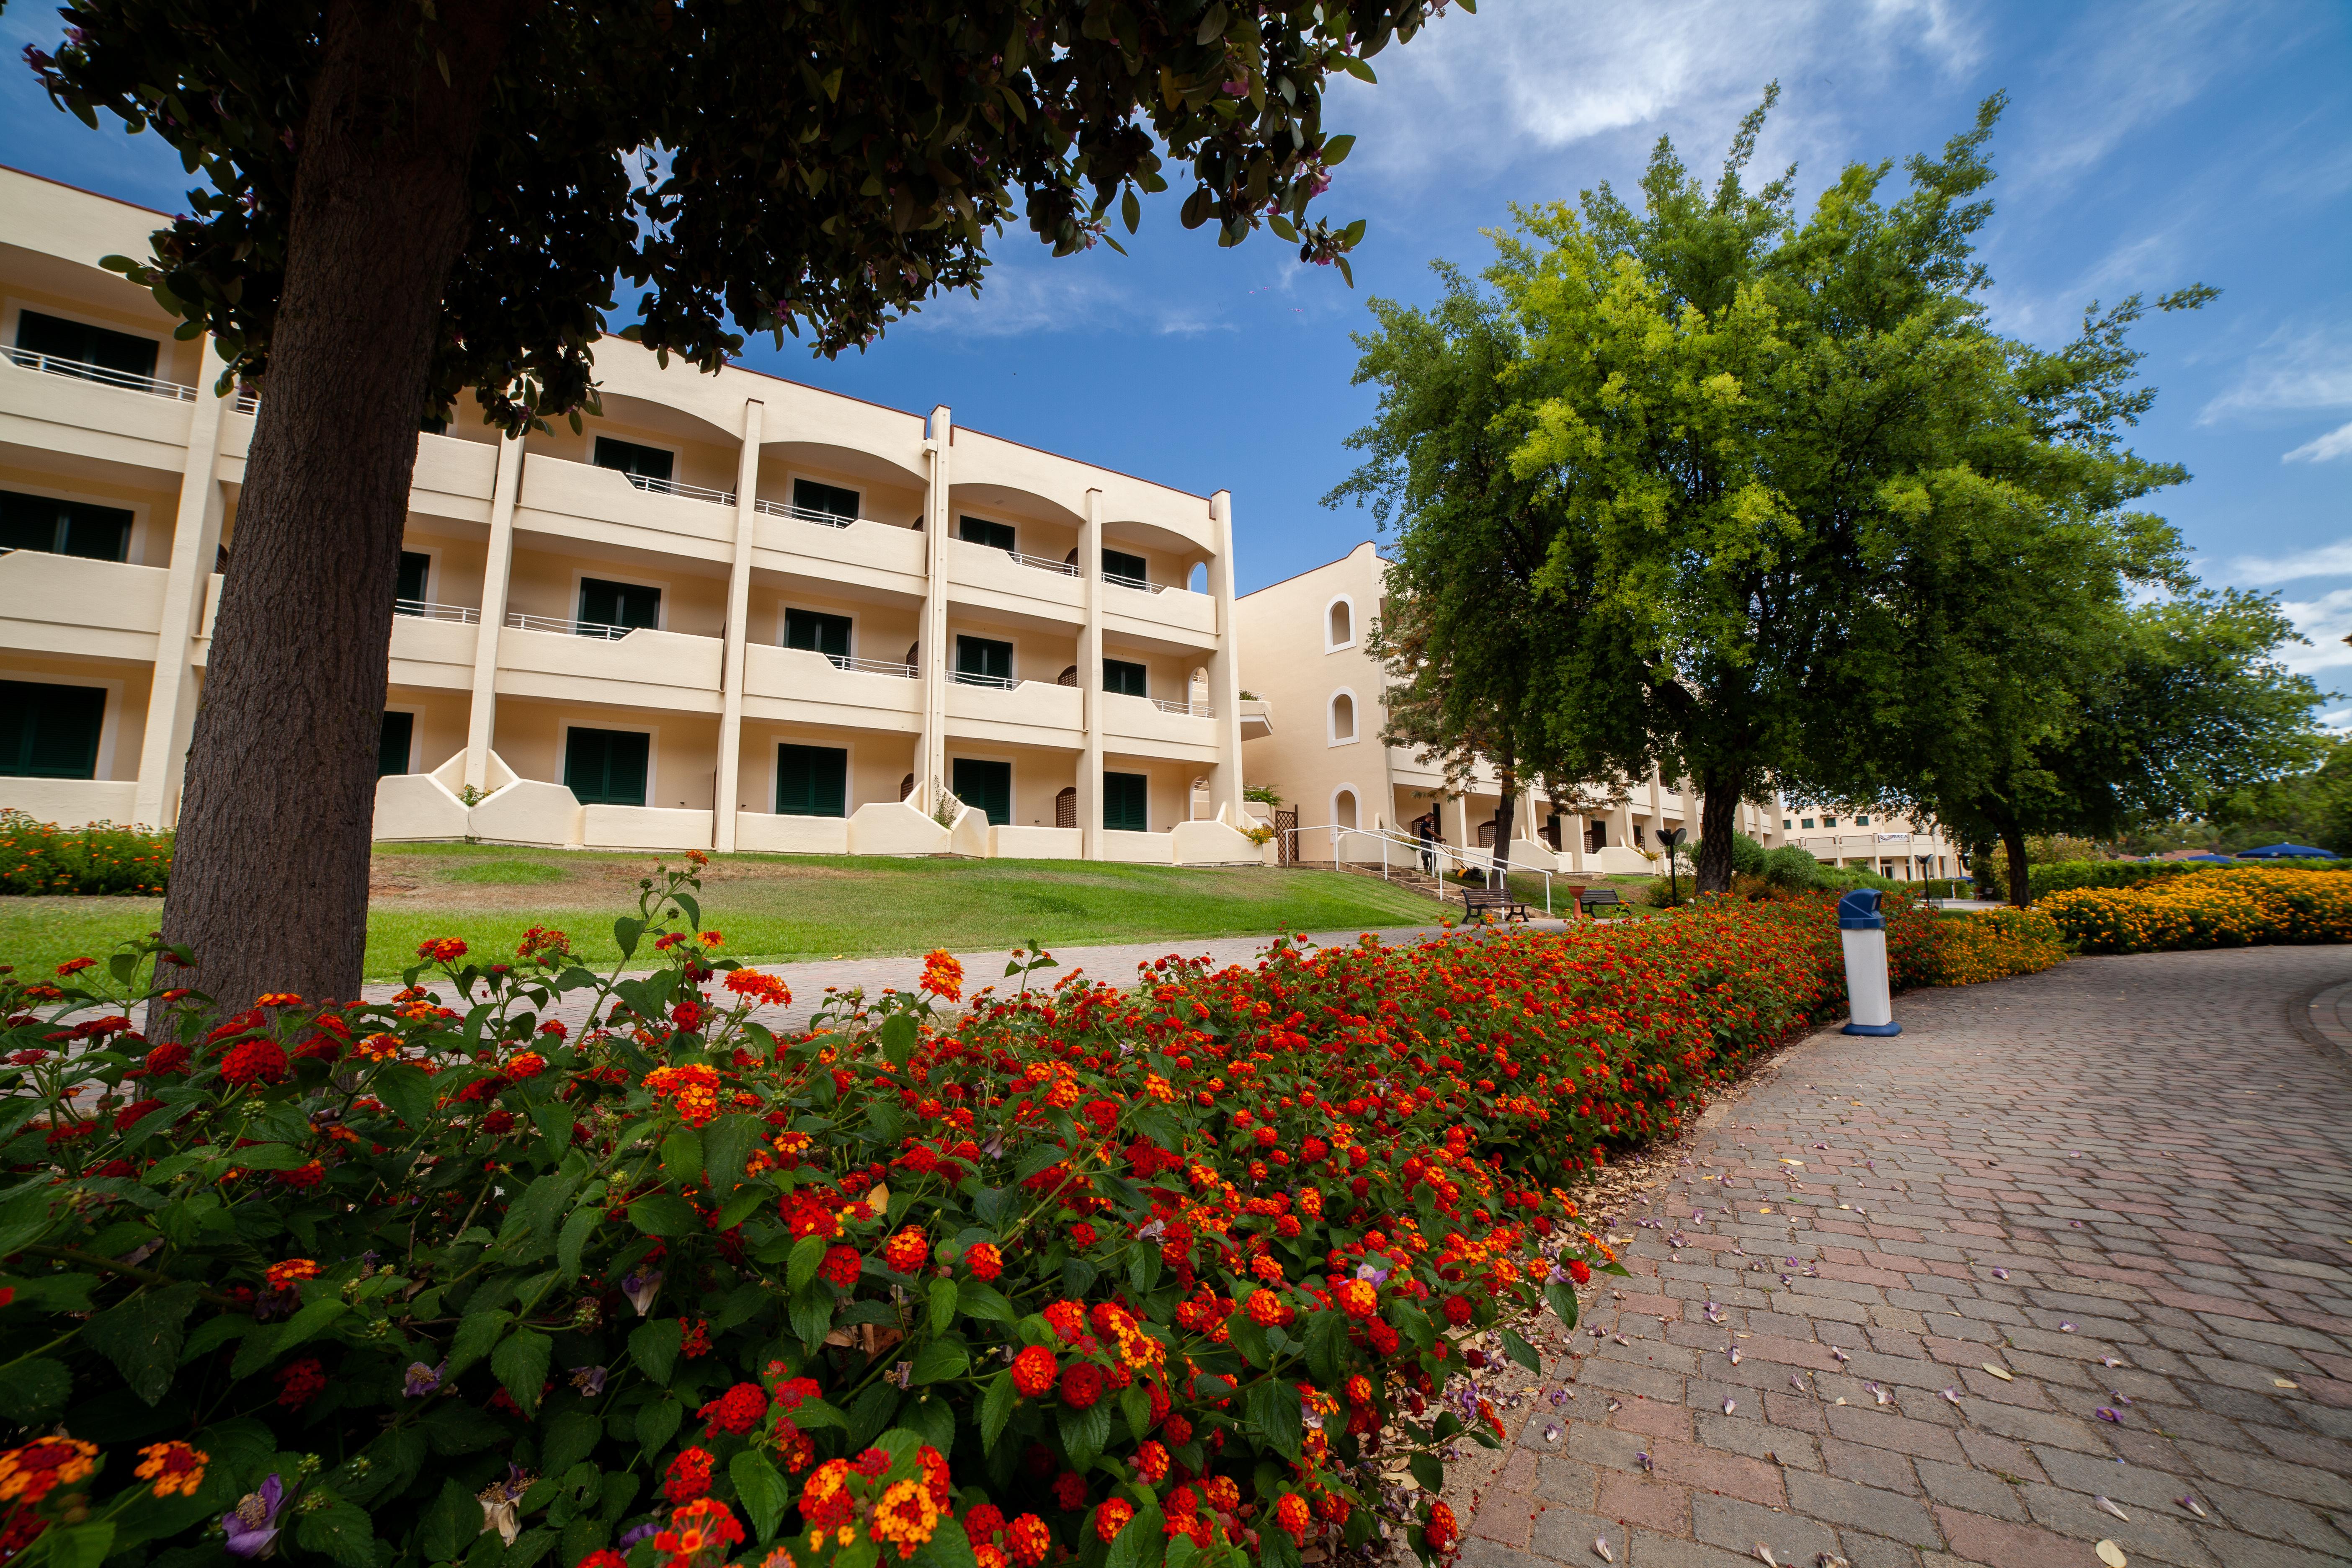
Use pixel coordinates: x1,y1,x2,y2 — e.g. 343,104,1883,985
0,877,1978,1568
1923,909,2069,986
0,811,172,896
2039,867,2352,954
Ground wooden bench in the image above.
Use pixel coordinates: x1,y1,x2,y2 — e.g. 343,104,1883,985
1460,882,1532,923
1577,885,1625,916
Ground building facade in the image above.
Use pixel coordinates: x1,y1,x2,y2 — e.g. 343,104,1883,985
0,166,1264,864
1236,543,1958,879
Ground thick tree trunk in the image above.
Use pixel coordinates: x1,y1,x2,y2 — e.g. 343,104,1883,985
158,0,516,1014
1694,774,1744,894
2002,822,2031,909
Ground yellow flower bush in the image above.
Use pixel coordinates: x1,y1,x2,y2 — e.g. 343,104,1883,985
2040,868,2352,955
1928,908,2070,985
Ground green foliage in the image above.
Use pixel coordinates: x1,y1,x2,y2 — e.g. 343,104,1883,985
1761,845,1828,891
1691,833,1766,877
2024,856,2345,900
0,811,173,896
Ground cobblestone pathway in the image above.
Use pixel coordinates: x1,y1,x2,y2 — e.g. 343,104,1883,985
1460,947,2352,1568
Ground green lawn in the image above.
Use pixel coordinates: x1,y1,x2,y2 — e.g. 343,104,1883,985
0,844,1449,980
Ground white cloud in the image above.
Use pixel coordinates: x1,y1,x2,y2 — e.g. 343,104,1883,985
1330,0,1981,189
2233,538,2352,585
894,258,1230,340
2012,0,2252,187
2200,319,2352,423
2284,419,2352,464
2273,586,2352,675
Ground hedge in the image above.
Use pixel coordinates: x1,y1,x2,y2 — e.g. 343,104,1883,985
1975,856,2349,903
0,812,172,896
2039,867,2352,954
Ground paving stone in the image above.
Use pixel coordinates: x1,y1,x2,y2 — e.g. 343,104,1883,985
1457,949,2352,1568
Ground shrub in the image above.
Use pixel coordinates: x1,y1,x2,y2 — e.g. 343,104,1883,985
2040,867,2352,954
1926,909,2069,985
1690,833,1765,877
0,811,173,896
1761,845,1825,891
0,871,1940,1568
2025,856,2346,901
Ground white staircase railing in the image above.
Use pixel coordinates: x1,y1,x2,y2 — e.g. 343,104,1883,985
1281,824,1555,918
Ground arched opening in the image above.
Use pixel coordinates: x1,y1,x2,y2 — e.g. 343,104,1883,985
1326,597,1353,648
1055,786,1076,828
1329,691,1356,745
1334,789,1359,830
1056,665,1078,687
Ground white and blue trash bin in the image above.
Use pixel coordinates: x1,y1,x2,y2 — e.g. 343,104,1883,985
1837,888,1901,1036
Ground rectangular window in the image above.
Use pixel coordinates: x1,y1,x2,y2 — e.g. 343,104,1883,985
591,436,675,484
394,550,431,614
378,711,415,776
954,635,1013,686
420,414,449,435
1801,818,1814,830
1782,819,1792,830
1103,771,1149,833
1101,548,1149,587
1102,659,1148,697
784,609,854,663
1631,824,1645,847
563,727,650,806
578,577,661,632
1823,816,1838,828
0,680,105,779
952,758,1013,826
0,490,132,561
13,309,159,382
958,515,1016,552
1856,815,1870,826
792,478,861,522
776,743,848,818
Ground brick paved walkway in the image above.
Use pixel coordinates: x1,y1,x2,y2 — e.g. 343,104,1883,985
1460,946,2352,1568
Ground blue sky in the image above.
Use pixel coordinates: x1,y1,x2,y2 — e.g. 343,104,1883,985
7,1,2348,697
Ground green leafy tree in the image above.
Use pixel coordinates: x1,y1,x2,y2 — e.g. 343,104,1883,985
1327,266,1622,880
22,0,1444,1006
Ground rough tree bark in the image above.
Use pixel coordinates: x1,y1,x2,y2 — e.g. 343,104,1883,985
158,0,519,1014
1695,774,1745,895
2001,820,2031,909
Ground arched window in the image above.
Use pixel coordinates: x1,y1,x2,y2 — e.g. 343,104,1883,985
1328,690,1357,746
1334,788,1359,830
1324,596,1355,651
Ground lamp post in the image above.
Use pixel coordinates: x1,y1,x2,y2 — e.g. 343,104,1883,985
1661,825,1687,906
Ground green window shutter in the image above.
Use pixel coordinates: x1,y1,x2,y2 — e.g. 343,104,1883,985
564,728,649,806
591,436,675,483
791,479,861,521
1103,659,1148,697
378,711,415,776
1101,549,1148,585
955,637,1012,683
1103,772,1149,833
784,609,854,661
957,516,1016,551
395,551,430,611
776,744,848,817
0,681,106,779
13,309,159,381
951,758,1013,826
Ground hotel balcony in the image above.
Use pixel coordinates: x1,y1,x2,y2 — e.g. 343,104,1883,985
741,644,923,732
513,454,738,563
941,534,1086,624
944,672,1083,745
0,549,168,660
1099,690,1220,758
749,501,927,597
0,346,197,476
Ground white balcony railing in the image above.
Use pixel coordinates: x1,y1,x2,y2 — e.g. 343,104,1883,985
393,599,481,624
233,387,259,413
7,346,196,402
624,473,735,506
505,611,638,640
753,499,862,529
1104,570,1162,593
824,654,918,678
1003,550,1079,578
1150,697,1215,718
952,670,1019,690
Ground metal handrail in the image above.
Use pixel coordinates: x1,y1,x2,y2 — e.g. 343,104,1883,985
1285,824,1556,918
1103,570,1163,593
1150,696,1215,718
505,611,638,640
951,670,1019,690
823,653,918,678
1007,550,1080,577
624,472,735,505
233,388,259,413
6,347,195,402
754,499,861,528
393,599,481,624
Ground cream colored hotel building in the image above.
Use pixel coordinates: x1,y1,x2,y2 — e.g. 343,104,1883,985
0,165,1272,865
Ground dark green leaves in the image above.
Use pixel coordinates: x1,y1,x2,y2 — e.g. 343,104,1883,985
83,1281,201,1405
731,1451,788,1542
980,1371,1016,1450
374,1063,436,1130
0,1357,70,1423
629,1318,685,1385
1408,1452,1445,1495
1545,1281,1580,1331
492,1327,553,1415
627,1194,701,1237
1245,1379,1302,1463
1500,1326,1542,1375
880,1014,918,1069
